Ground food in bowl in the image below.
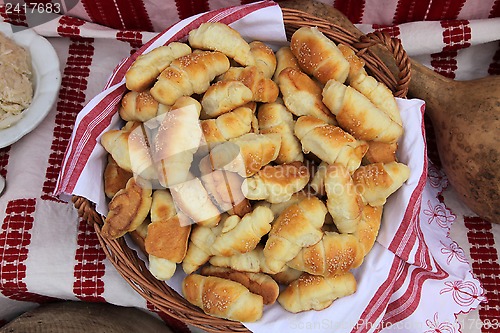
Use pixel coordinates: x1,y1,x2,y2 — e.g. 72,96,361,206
0,31,33,129
99,22,410,322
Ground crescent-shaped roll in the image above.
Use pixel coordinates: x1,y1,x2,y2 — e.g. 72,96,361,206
242,161,310,204
277,272,356,313
263,196,327,273
200,80,253,119
151,51,230,105
104,154,132,199
220,66,279,103
352,161,410,206
277,67,336,125
249,40,277,79
102,178,152,239
290,26,350,84
363,141,398,164
354,204,383,257
209,245,277,275
322,79,403,143
182,222,225,275
272,46,300,82
182,274,263,322
294,115,368,173
188,22,254,66
119,90,170,122
125,42,192,92
257,100,304,163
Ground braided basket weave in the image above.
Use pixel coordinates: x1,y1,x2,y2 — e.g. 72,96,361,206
72,7,411,333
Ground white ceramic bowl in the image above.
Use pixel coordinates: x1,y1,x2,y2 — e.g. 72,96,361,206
0,22,61,148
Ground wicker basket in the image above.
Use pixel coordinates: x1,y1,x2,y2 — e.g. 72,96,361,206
72,7,411,333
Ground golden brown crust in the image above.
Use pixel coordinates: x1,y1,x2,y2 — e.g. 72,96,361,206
104,154,133,199
249,41,277,79
221,66,279,103
145,214,191,262
363,141,398,164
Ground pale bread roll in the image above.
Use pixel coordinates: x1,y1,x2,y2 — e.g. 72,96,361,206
354,205,383,256
277,67,336,125
322,79,403,143
119,90,170,122
290,26,349,84
125,42,191,92
102,178,152,239
201,265,279,305
200,104,253,147
200,80,253,119
263,196,327,273
151,51,230,105
220,66,279,103
278,272,357,313
272,46,300,82
182,222,224,275
352,161,410,206
257,100,304,163
209,245,278,275
150,189,177,223
242,161,310,204
249,40,277,79
211,207,273,257
294,115,368,173
188,22,254,66
182,274,263,322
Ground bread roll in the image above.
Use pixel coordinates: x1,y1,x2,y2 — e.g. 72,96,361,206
182,222,224,274
200,104,253,147
242,161,310,203
201,265,279,305
278,272,356,313
354,205,383,256
363,141,398,164
352,161,410,206
290,26,349,84
201,80,253,119
211,206,273,257
249,41,277,79
277,67,336,124
188,22,254,66
102,178,152,239
145,213,191,263
104,154,132,199
220,66,279,103
125,42,191,92
324,164,363,234
322,79,403,143
272,46,300,82
257,100,303,163
182,274,263,322
263,196,327,273
294,115,368,173
150,189,177,223
287,231,364,276
151,51,230,105
209,245,277,274
339,44,402,126
119,90,170,122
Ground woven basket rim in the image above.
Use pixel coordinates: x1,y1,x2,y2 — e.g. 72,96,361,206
73,7,411,333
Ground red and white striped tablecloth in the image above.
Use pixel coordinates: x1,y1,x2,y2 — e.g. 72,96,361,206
0,1,499,332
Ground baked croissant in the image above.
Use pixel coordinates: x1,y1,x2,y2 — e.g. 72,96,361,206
339,44,402,126
125,42,192,92
201,265,279,305
211,206,274,257
363,141,398,164
182,274,263,322
200,80,254,119
323,163,363,234
257,100,304,163
102,178,152,239
207,133,281,177
119,90,170,122
209,245,277,274
249,41,277,79
200,104,254,147
277,67,336,125
287,231,365,277
182,222,225,275
242,161,310,204
352,161,410,206
272,46,300,82
188,22,254,66
104,154,132,199
220,66,279,103
294,115,368,173
150,51,230,105
263,196,327,273
277,272,357,313
354,204,383,257
153,96,202,187
290,26,350,84
322,79,403,143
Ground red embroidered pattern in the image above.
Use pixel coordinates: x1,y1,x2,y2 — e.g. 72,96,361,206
81,0,153,31
0,147,10,178
73,219,106,302
334,0,366,24
464,216,500,333
116,30,144,55
0,199,56,303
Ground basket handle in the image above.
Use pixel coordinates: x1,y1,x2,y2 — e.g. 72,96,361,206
352,31,411,98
